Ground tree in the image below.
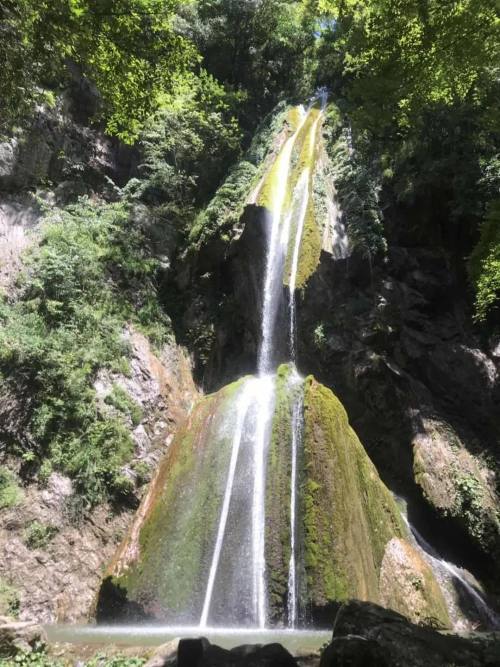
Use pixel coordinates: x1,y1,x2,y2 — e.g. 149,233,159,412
0,0,195,141
178,0,316,131
316,0,500,135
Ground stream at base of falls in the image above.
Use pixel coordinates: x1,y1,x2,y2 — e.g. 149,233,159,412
45,625,331,652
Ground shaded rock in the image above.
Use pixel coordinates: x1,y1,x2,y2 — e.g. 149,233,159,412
144,638,179,666
0,194,42,290
412,416,500,560
320,636,388,667
320,600,500,667
176,638,298,667
0,140,18,180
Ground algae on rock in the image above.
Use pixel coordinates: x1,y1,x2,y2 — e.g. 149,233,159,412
97,378,245,623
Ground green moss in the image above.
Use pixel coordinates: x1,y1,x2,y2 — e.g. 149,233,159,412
282,106,323,289
106,378,245,619
302,376,405,608
265,364,296,620
293,201,322,289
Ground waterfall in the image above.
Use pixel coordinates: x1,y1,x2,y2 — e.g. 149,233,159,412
287,372,304,627
287,102,324,361
288,171,310,361
398,503,500,630
200,379,257,628
258,106,307,375
196,100,325,628
251,374,276,627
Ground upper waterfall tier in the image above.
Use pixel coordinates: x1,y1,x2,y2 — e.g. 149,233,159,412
255,102,324,373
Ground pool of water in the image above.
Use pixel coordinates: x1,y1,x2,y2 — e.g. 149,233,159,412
45,625,331,653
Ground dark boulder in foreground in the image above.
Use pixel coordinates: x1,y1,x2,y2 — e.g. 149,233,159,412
320,600,500,667
176,637,297,667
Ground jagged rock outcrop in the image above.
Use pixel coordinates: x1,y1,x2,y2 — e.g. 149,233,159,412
97,370,448,628
0,617,46,658
0,334,197,623
294,243,500,593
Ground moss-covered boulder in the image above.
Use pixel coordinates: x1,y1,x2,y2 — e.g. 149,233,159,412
379,538,450,628
300,377,446,624
97,370,450,628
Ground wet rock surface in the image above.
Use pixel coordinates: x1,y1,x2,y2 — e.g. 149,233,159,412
175,638,298,667
0,617,46,657
294,245,500,590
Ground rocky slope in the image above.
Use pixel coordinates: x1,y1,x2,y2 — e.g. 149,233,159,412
0,92,198,623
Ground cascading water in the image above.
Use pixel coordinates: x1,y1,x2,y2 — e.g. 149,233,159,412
258,105,308,375
95,93,500,637
397,500,500,630
200,378,258,628
197,99,326,629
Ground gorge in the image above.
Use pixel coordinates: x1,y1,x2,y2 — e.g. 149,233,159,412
0,2,499,665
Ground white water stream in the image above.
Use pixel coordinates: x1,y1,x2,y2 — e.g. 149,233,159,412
199,101,325,628
399,506,500,630
200,379,258,628
258,106,308,375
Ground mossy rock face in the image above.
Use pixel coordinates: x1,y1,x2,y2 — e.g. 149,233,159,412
97,378,245,623
255,105,324,291
97,372,451,627
379,538,451,629
413,417,500,559
265,363,305,622
301,376,407,610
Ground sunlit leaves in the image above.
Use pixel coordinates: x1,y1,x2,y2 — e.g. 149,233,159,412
0,0,195,141
316,0,500,134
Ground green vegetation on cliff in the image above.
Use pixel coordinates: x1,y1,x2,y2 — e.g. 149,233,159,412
0,199,169,507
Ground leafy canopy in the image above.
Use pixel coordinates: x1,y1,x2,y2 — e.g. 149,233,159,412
316,0,500,133
0,0,195,141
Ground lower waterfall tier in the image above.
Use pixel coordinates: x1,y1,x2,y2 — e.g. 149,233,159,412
96,368,450,629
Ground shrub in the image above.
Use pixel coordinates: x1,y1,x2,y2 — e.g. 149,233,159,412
24,520,58,549
469,200,500,321
0,578,20,617
105,385,143,427
0,198,170,506
0,466,23,509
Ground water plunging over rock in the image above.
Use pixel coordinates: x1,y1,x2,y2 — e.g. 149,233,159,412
97,99,453,630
